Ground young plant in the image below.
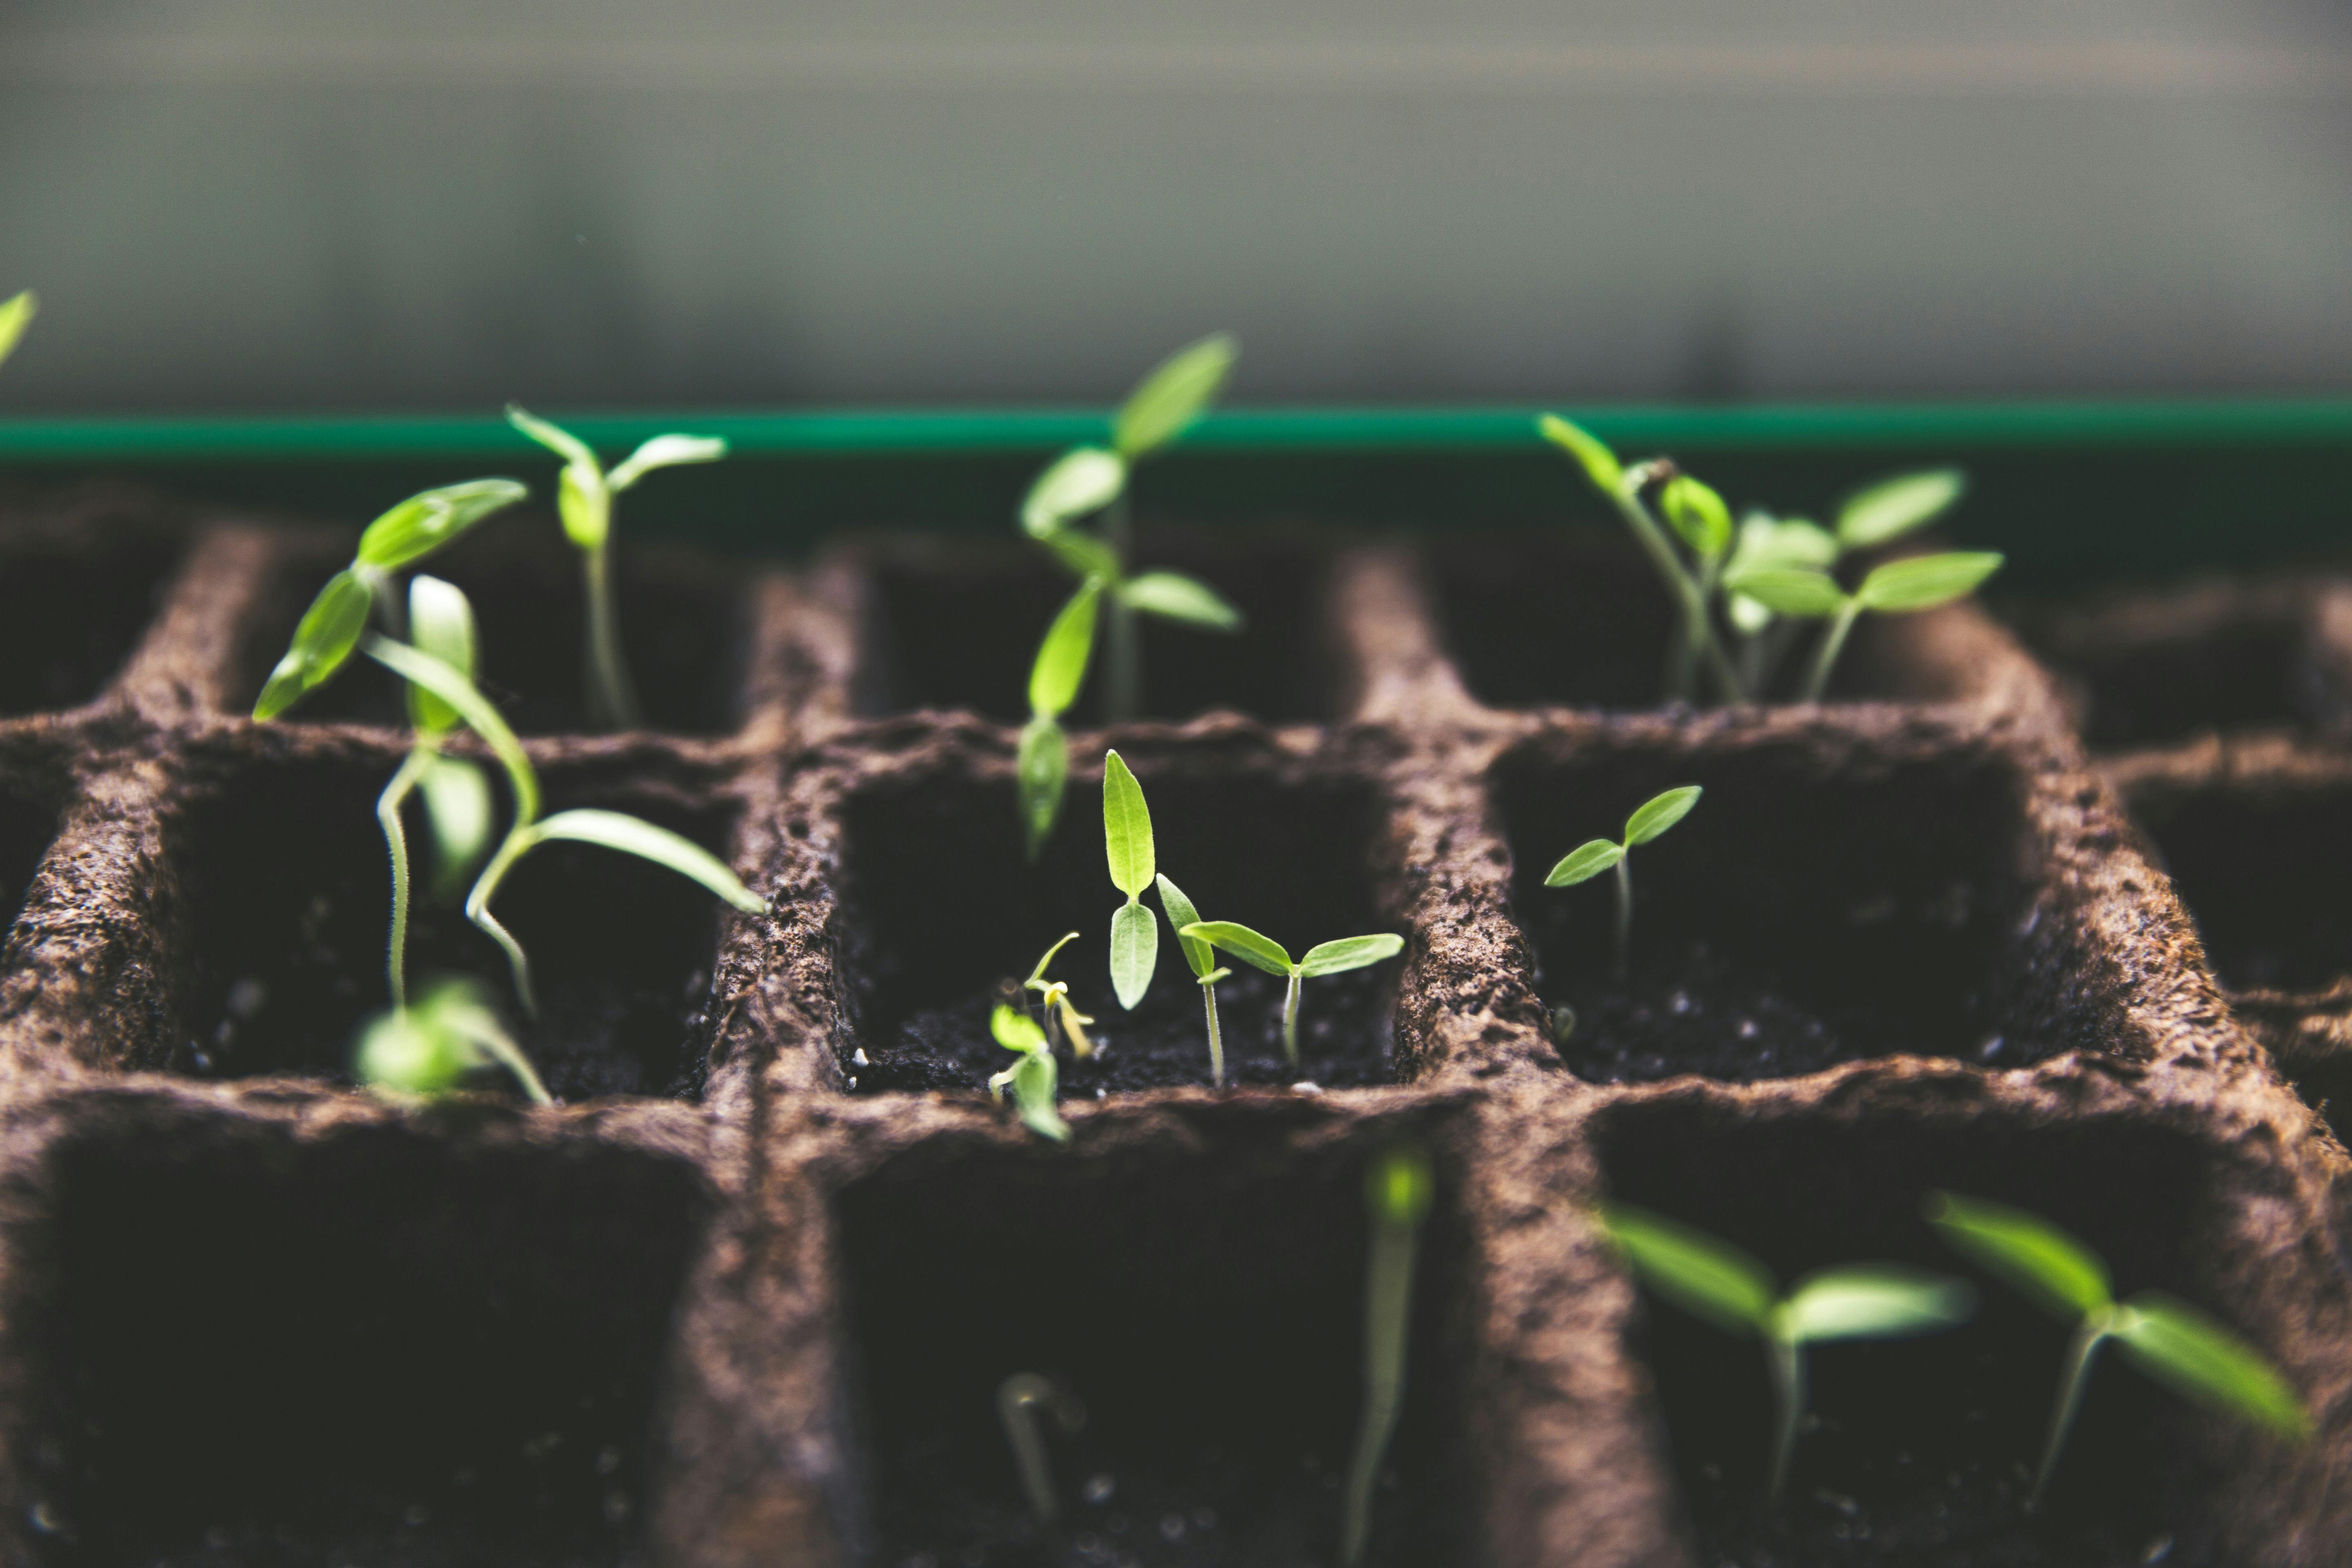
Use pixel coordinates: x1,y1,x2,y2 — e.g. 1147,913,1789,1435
354,975,551,1106
1178,922,1405,1070
1101,750,1160,1010
0,290,33,370
506,405,728,730
989,1003,1071,1142
998,1372,1085,1523
1018,577,1103,858
1154,874,1233,1087
1726,549,2005,703
1022,931,1096,1060
1544,785,1702,981
1341,1142,1434,1568
1020,335,1244,726
1597,1201,1976,1498
1925,1191,2307,1509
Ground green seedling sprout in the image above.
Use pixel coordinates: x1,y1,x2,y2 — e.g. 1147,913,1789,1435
355,975,551,1106
1726,550,2004,704
998,1372,1085,1523
507,405,728,731
0,290,34,370
1022,931,1097,1059
1178,922,1405,1070
1545,785,1702,982
1154,874,1233,1086
1101,750,1160,1010
1597,1201,1976,1498
989,1004,1071,1142
1019,335,1244,727
1018,577,1103,858
1341,1142,1434,1567
1925,1191,2308,1510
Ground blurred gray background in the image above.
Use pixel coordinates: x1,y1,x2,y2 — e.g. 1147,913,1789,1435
4,0,2351,412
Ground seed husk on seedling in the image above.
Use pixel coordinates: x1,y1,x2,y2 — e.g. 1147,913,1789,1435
507,405,728,731
1022,931,1096,1060
1726,549,2004,704
1341,1142,1434,1567
1925,1191,2308,1510
997,1372,1085,1523
1154,873,1234,1086
354,974,551,1106
989,1003,1071,1142
0,290,34,370
1018,577,1103,858
1178,921,1404,1070
1545,785,1701,982
1596,1200,1976,1498
1100,750,1161,1010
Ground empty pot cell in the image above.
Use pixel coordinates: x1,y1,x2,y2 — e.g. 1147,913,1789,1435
1493,731,2041,1083
0,533,181,714
167,751,740,1099
0,764,61,947
243,530,748,735
7,1103,709,1566
853,535,1332,723
834,1113,1475,1566
832,754,1399,1094
1595,1096,2268,1566
2125,778,2352,994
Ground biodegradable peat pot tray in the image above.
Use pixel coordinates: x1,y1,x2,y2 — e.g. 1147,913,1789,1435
0,485,2341,1568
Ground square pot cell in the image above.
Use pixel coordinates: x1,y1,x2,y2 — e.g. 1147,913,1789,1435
1595,1096,2264,1566
2124,777,2352,995
849,536,1334,724
833,1114,1475,1566
7,1105,709,1567
166,752,741,1100
831,757,1400,1094
240,530,750,735
1493,733,2043,1083
0,532,181,715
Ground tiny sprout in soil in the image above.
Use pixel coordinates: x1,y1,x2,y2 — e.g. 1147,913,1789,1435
1101,750,1161,1011
1022,931,1096,1060
1546,784,1701,981
1925,1191,2308,1510
507,404,728,731
0,289,33,370
997,1372,1085,1524
1178,921,1404,1070
1154,873,1234,1087
1597,1200,1976,1499
989,1003,1070,1143
354,974,551,1106
1342,1143,1433,1568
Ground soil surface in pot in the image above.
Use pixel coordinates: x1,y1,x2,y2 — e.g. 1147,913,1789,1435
2132,788,2352,993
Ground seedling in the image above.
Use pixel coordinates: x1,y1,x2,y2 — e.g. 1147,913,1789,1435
354,975,551,1106
998,1372,1085,1523
1022,931,1096,1059
989,1004,1071,1142
1925,1191,2307,1509
0,290,33,370
1178,921,1404,1069
1154,874,1233,1087
1341,1143,1434,1567
1101,750,1160,1010
1726,550,2005,703
1018,577,1102,858
1545,785,1702,981
507,405,728,730
1596,1201,1976,1497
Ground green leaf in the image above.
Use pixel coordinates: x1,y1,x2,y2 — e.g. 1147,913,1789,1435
1109,900,1159,1010
405,575,477,737
1661,476,1733,559
1037,526,1123,583
415,975,551,1105
1298,933,1405,977
355,1003,474,1098
418,755,494,894
1728,593,1774,635
1155,874,1216,980
1544,839,1624,887
255,568,376,719
1537,413,1624,493
1838,469,1966,551
1179,920,1292,977
1595,1202,1776,1335
1120,572,1243,632
1017,714,1070,860
1624,786,1702,846
357,479,531,570
2112,1295,2309,1439
360,635,540,824
991,1002,1049,1054
1924,1192,2111,1320
1022,448,1127,538
1723,567,1847,619
1729,514,1839,577
555,461,610,550
1366,1144,1434,1229
525,808,764,913
1026,931,1082,988
1779,1266,1977,1345
1030,579,1104,717
608,433,727,492
1011,1048,1071,1141
1114,333,1238,458
1101,750,1155,898
505,403,599,471
0,290,34,368
1855,552,2004,614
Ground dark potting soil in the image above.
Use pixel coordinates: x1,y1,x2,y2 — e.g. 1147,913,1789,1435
2025,586,2327,751
2130,788,2352,994
0,542,182,714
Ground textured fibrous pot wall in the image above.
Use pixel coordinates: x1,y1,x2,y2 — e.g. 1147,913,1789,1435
0,488,2339,1566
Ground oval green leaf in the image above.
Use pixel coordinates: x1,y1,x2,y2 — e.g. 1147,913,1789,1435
1180,920,1293,977
1017,713,1069,860
1729,514,1838,576
1109,900,1159,1010
1298,933,1405,977
357,478,531,570
0,290,34,368
608,432,727,492
1102,749,1155,898
1022,447,1126,538
991,1002,1049,1054
2111,1294,2309,1439
525,808,764,913
1924,1191,2111,1320
418,754,495,891
355,1004,476,1098
254,567,376,719
1114,333,1237,458
1155,873,1215,979
1012,1048,1071,1141
1624,785,1702,846
1120,571,1243,632
1722,566,1846,619
555,461,609,550
1544,839,1624,887
1595,1202,1776,1335
1837,468,1966,551
1030,579,1104,717
1537,413,1624,493
1662,475,1733,559
406,575,477,736
505,403,599,470
1780,1265,1976,1345
1855,551,2004,614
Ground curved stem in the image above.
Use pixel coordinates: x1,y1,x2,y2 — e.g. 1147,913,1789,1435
1283,969,1303,1067
2031,1314,2111,1512
1613,855,1634,983
1766,1329,1806,1500
1609,483,1743,704
998,1374,1067,1524
1341,1203,1423,1565
1202,978,1225,1088
1803,600,1864,704
466,828,541,1018
584,540,641,730
376,748,434,1009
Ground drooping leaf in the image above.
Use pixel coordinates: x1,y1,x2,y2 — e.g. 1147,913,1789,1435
2111,1294,2309,1439
1624,785,1702,845
1537,413,1624,493
505,403,599,471
1662,476,1733,559
1924,1192,2111,1320
361,635,539,824
1037,526,1123,583
255,568,376,719
1838,469,1966,552
555,461,610,550
1101,750,1155,899
0,290,34,368
1022,448,1127,538
1544,839,1624,887
1030,580,1104,718
1109,900,1159,1010
991,1002,1049,1054
1595,1202,1776,1336
1114,333,1237,458
405,574,477,737
608,433,727,492
1026,931,1082,988
1778,1266,1977,1345
1298,933,1405,977
1120,571,1243,632
1011,1047,1071,1141
356,479,531,570
1179,920,1293,977
1722,567,1847,619
418,755,494,893
1855,552,2005,614
525,808,765,913
1155,873,1216,979
1367,1143,1434,1229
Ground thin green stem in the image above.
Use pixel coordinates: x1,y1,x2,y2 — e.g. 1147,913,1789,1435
1608,481,1742,704
1283,969,1303,1067
1341,1207,1421,1566
1104,494,1140,722
476,1026,555,1106
2030,1313,2111,1512
1612,855,1633,982
584,540,641,731
1802,600,1864,704
998,1374,1064,1524
1668,553,1725,699
376,748,434,1009
1202,978,1225,1088
466,828,541,1018
1766,1328,1806,1499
